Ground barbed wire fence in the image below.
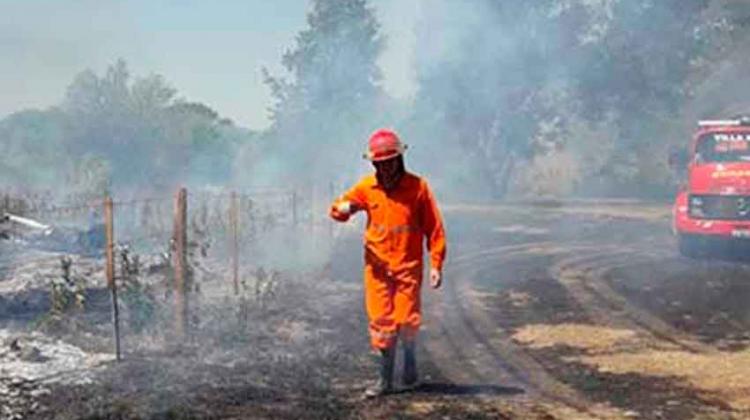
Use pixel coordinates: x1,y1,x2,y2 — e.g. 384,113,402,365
0,185,340,358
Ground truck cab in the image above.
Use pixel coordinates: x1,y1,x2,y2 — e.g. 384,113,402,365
673,118,750,257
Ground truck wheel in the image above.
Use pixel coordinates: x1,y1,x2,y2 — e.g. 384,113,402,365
678,234,701,258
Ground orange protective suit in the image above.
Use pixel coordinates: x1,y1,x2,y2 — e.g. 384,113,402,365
330,172,446,349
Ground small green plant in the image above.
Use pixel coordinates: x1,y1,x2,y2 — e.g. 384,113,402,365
36,256,87,332
254,267,278,309
55,256,86,313
235,266,279,328
119,246,157,333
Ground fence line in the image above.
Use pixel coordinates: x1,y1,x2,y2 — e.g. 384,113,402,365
1,185,340,358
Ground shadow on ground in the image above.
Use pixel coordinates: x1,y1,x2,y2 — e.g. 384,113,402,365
397,382,525,397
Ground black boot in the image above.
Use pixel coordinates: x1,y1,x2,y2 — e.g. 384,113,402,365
363,347,395,398
402,340,418,389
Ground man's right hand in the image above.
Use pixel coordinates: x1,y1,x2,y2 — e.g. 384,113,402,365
335,201,359,215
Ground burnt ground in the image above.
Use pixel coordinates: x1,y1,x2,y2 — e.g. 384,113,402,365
4,201,750,419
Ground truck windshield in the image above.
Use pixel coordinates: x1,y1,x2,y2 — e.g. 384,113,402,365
695,132,750,163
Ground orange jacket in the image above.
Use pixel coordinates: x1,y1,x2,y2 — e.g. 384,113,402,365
330,172,446,273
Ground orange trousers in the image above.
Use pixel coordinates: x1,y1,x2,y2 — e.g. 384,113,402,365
365,263,422,350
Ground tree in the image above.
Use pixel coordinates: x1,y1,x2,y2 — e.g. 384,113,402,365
0,59,249,193
408,1,563,197
408,0,746,198
60,59,247,189
258,0,386,186
62,60,174,185
165,101,245,185
0,109,69,188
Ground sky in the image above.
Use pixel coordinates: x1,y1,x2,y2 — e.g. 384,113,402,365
0,0,419,129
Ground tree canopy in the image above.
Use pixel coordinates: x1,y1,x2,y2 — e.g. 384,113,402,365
254,0,388,187
4,1,750,199
407,0,750,198
0,59,250,194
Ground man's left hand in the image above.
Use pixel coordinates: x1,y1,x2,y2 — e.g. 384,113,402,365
430,268,442,289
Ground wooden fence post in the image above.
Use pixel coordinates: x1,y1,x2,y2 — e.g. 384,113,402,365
172,188,188,339
230,191,239,296
104,196,121,361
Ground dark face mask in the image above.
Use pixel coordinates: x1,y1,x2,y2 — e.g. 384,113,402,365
373,156,405,191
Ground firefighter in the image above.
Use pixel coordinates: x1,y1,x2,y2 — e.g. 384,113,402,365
330,128,447,398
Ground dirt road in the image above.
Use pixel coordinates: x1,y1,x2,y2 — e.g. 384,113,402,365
6,201,750,419
412,202,750,419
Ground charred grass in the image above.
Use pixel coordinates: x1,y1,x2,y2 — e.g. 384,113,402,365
22,269,546,420
20,270,365,419
11,203,750,418
424,204,750,417
606,259,750,350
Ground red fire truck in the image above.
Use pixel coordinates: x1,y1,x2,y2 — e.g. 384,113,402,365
673,118,750,257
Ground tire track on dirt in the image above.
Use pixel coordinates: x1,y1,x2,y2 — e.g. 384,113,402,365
422,237,737,417
548,247,717,354
422,206,749,417
422,242,624,418
421,243,548,387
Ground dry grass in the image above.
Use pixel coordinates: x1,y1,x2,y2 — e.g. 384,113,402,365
512,323,750,411
493,225,549,236
444,202,671,222
404,401,438,416
550,205,670,222
513,325,750,411
512,323,638,353
506,290,536,308
579,349,750,411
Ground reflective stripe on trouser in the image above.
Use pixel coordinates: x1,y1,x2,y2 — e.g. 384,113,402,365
364,263,422,349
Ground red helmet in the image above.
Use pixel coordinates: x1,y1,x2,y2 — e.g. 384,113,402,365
363,128,408,161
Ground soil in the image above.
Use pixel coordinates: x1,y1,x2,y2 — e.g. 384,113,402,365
3,201,750,419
